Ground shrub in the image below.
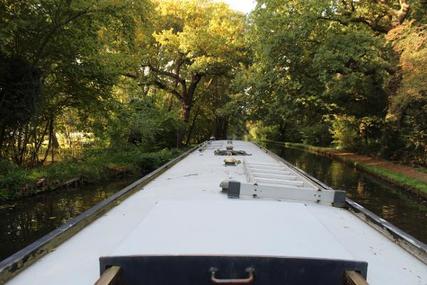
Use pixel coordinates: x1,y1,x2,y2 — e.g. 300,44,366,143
0,147,182,201
330,115,360,150
301,123,332,146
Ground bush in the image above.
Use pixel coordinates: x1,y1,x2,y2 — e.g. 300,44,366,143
0,147,182,201
301,123,332,146
330,115,360,150
104,97,183,151
0,168,32,200
0,159,18,175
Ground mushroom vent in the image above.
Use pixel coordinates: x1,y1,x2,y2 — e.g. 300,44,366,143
214,149,251,156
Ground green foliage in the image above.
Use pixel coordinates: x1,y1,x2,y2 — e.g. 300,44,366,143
247,123,280,142
83,77,185,150
327,115,385,152
386,21,427,165
313,29,390,118
0,147,181,201
110,96,184,150
301,123,332,147
411,0,427,23
0,159,17,174
132,0,249,143
362,165,427,195
242,0,426,165
0,0,150,164
0,55,42,130
151,0,247,76
330,115,360,150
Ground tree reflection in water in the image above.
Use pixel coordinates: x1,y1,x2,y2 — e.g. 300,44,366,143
269,144,427,243
0,177,137,261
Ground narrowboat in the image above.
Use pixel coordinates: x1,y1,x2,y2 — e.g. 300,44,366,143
0,141,426,284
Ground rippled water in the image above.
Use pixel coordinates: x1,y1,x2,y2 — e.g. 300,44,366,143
269,144,427,243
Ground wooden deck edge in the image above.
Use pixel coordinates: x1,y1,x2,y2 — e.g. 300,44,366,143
94,266,121,285
344,270,369,285
0,144,201,284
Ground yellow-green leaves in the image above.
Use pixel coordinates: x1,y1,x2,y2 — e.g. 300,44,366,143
150,0,246,74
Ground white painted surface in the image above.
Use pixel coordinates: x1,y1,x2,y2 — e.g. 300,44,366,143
6,141,427,285
112,201,353,259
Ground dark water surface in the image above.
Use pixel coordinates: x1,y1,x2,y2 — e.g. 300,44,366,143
0,177,138,261
268,144,427,243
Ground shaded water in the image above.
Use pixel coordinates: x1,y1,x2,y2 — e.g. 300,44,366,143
0,177,137,261
269,144,427,243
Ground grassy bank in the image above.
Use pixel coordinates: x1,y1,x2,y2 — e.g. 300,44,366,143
0,147,183,201
280,142,427,198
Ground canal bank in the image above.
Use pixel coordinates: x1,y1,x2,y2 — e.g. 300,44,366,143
274,142,427,199
0,148,183,202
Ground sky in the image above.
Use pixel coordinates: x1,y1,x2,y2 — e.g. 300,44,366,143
219,0,257,14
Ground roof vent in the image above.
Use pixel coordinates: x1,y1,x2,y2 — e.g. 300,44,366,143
215,149,251,156
224,157,241,166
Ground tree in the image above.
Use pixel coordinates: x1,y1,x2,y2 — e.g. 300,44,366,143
130,0,247,128
320,0,411,33
244,0,392,146
243,0,426,163
0,0,149,164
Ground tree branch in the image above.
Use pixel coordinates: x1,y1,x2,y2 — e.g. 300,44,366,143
318,15,389,33
33,9,90,65
321,0,410,33
395,0,410,25
122,72,138,79
152,79,184,102
187,73,203,104
147,65,186,86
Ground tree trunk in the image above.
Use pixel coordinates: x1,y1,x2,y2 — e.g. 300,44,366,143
214,117,228,140
278,122,287,141
32,120,49,166
185,107,200,145
175,104,191,147
183,104,191,123
18,125,30,165
146,67,203,146
0,125,5,158
42,118,54,164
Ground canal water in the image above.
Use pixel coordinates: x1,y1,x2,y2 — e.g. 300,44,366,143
268,144,427,243
1,146,426,262
0,177,137,261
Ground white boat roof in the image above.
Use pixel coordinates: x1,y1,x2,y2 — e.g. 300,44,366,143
6,141,427,285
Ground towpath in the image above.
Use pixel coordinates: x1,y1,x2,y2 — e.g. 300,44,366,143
278,142,427,198
325,151,427,183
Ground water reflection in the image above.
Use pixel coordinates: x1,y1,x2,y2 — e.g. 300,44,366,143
269,145,427,243
382,205,397,220
356,181,366,197
0,177,137,261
